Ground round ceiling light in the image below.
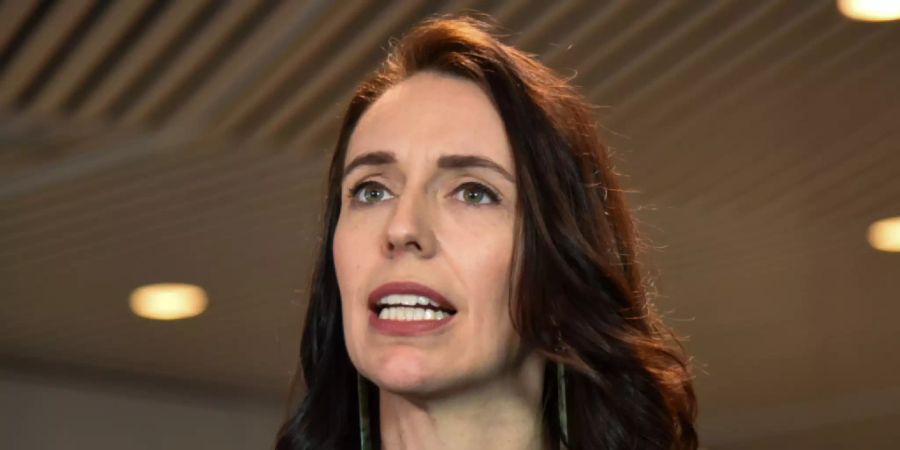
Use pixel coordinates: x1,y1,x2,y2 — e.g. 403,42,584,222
129,283,208,320
838,0,900,22
867,216,900,252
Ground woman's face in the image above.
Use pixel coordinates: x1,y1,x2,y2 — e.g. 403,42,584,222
333,71,523,396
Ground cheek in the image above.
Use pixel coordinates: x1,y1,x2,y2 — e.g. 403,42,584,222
456,213,514,297
333,219,369,356
447,213,517,342
333,222,353,298
334,214,373,294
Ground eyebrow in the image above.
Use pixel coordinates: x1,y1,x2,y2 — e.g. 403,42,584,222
342,150,515,182
342,151,395,180
438,154,515,182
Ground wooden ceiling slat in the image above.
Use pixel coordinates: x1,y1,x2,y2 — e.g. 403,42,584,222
655,141,898,275
74,1,211,120
0,0,43,57
637,84,900,268
507,0,585,51
207,1,370,135
0,127,208,215
839,168,900,222
282,0,535,148
659,8,848,153
0,139,270,253
286,0,495,149
27,1,150,115
720,80,900,217
143,2,297,127
623,3,839,199
655,43,900,212
157,0,329,129
251,0,429,143
541,1,631,67
0,151,321,272
6,173,319,273
684,216,867,283
119,1,265,127
599,5,770,116
641,27,856,205
657,178,886,278
610,0,787,128
573,1,693,93
800,127,900,222
666,22,896,167
487,0,535,29
623,1,832,137
586,0,741,102
0,0,96,104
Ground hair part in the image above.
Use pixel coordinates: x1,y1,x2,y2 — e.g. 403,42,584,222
277,12,697,450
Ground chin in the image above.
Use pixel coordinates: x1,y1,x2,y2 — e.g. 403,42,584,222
365,349,449,396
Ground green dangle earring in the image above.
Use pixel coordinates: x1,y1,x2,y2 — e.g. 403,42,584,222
557,361,569,448
358,372,373,450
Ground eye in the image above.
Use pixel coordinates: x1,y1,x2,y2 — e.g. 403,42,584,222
349,180,395,205
453,182,501,206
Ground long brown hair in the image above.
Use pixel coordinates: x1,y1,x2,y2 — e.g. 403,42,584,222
277,13,697,450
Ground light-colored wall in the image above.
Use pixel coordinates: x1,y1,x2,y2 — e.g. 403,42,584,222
0,371,282,450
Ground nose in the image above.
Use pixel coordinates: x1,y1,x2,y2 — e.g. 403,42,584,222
383,189,437,259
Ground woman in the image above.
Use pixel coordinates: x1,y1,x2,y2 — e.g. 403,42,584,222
276,13,697,450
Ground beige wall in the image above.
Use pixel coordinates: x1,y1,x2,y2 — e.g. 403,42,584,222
0,371,282,450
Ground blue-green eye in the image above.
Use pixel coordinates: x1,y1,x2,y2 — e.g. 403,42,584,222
349,181,394,204
453,182,501,206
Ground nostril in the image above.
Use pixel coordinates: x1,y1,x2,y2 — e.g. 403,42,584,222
384,239,423,256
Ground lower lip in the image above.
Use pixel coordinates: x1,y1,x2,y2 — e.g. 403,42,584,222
369,309,455,336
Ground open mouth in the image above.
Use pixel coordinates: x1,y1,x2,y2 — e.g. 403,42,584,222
372,294,457,321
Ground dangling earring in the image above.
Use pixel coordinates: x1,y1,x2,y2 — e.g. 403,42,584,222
554,324,569,448
557,361,569,448
357,372,373,450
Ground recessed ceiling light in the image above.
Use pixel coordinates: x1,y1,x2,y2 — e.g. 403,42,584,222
129,283,208,320
838,0,900,22
867,216,900,252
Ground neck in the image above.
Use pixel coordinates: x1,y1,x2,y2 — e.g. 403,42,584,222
376,354,546,450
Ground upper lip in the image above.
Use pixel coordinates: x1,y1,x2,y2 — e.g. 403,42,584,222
368,281,457,312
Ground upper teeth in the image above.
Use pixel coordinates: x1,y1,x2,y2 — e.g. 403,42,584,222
377,294,442,308
379,307,449,321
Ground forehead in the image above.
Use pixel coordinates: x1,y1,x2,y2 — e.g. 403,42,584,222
346,71,513,169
